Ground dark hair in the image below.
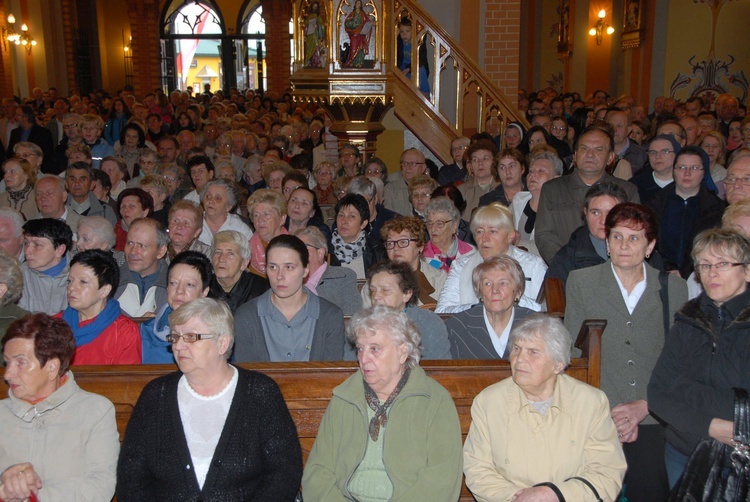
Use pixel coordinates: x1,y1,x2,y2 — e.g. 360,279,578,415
290,186,324,222
157,135,179,150
575,124,615,153
2,313,76,377
66,161,94,179
169,250,214,289
91,168,112,192
290,153,313,172
583,182,628,211
522,126,552,152
186,154,215,174
118,188,154,216
367,260,419,306
108,97,132,120
22,218,73,253
570,107,593,138
283,170,308,189
266,234,309,268
120,122,146,148
398,16,412,27
431,184,467,213
335,193,370,222
19,105,36,124
605,202,658,243
70,249,120,300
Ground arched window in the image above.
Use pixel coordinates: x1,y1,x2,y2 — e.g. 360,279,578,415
160,0,225,92
239,3,294,91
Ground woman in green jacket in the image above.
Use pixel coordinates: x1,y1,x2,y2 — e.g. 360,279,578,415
302,305,463,501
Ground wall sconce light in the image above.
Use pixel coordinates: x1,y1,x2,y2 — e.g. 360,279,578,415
3,14,35,53
589,9,614,45
123,35,132,54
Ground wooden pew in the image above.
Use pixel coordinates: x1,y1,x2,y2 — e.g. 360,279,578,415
0,320,606,501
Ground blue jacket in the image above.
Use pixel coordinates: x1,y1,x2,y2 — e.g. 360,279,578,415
140,304,174,364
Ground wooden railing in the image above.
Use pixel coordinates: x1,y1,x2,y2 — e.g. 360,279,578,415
390,0,529,163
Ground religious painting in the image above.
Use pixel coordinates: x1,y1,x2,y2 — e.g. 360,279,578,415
338,0,377,69
303,0,327,68
557,0,571,57
622,0,644,49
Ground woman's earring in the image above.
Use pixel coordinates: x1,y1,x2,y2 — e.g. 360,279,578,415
645,253,650,259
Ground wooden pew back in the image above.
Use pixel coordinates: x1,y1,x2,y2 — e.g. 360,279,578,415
0,320,606,501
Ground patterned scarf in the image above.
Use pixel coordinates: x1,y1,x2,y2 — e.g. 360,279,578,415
168,236,198,261
6,185,31,208
363,367,411,441
332,230,366,264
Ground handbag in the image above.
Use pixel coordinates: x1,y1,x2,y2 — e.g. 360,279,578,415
668,388,750,502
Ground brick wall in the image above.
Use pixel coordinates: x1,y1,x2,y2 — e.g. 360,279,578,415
127,0,162,96
260,0,291,94
484,0,521,104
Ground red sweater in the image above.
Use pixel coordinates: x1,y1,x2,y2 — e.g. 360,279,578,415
55,312,142,365
114,221,128,251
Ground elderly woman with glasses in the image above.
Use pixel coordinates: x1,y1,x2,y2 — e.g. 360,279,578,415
408,174,438,220
364,216,446,307
649,229,750,488
422,196,475,273
313,161,337,204
446,255,535,359
117,298,303,501
464,314,626,501
0,313,120,502
303,306,463,500
436,203,547,314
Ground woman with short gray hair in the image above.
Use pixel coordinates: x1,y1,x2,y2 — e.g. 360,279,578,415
0,250,27,336
464,314,626,501
423,196,475,273
118,297,303,500
303,305,463,500
198,178,252,248
208,230,270,313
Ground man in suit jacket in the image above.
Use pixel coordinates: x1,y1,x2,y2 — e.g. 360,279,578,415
0,98,19,152
535,127,640,264
7,105,54,172
46,98,70,148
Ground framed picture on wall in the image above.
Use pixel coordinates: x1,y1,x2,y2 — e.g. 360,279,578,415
557,0,572,58
622,0,644,49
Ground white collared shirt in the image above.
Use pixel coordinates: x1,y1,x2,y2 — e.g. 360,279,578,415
483,307,515,358
611,262,648,314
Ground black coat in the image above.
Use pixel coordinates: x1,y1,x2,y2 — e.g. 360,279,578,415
546,225,605,288
209,271,270,314
116,368,303,501
7,123,54,173
648,290,750,456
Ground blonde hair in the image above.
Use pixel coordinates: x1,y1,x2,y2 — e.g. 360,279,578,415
247,188,287,220
169,298,235,359
470,203,515,234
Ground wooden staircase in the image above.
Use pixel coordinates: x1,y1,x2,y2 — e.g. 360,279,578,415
389,0,528,164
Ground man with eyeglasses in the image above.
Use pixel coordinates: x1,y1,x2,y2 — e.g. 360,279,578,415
52,113,85,173
439,137,470,186
46,98,70,149
649,146,726,278
384,148,428,216
6,105,54,173
725,155,750,206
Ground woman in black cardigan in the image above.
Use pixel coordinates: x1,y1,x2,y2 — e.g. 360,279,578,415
117,298,302,501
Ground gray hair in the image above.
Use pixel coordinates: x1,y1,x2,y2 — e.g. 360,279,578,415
169,298,235,359
527,149,564,177
346,305,421,369
425,196,461,226
78,216,116,249
14,141,42,159
242,154,262,175
470,203,514,234
0,250,23,306
201,178,237,209
472,255,526,300
295,226,328,252
130,217,169,249
347,176,377,200
583,182,628,211
369,175,385,200
36,174,66,193
212,230,251,260
365,157,388,183
0,208,24,236
509,314,572,369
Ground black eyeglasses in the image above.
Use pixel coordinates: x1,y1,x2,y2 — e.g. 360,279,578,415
166,333,217,344
384,238,418,249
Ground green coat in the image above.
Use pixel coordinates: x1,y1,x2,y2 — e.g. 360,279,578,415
0,303,28,338
302,366,463,501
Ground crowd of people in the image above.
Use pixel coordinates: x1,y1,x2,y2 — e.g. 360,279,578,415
0,82,749,501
